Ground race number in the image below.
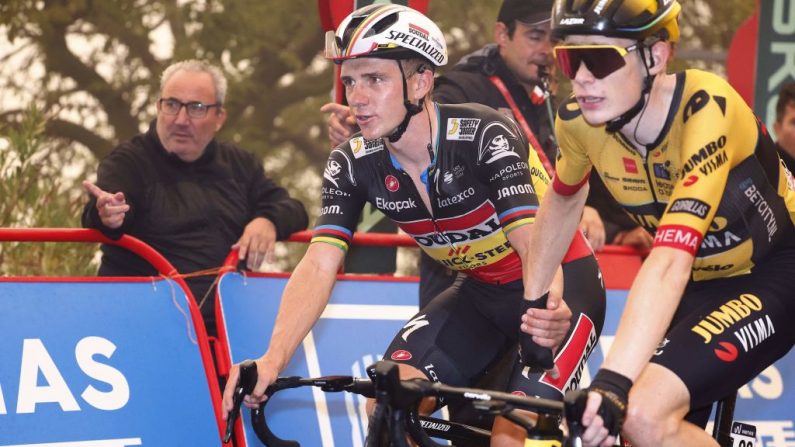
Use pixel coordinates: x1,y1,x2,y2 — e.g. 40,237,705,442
730,421,757,447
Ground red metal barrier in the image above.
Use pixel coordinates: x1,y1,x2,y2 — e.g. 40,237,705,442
0,227,230,445
287,229,645,254
285,230,645,289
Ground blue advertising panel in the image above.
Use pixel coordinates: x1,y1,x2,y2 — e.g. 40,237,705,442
218,273,421,446
0,280,220,446
219,274,795,447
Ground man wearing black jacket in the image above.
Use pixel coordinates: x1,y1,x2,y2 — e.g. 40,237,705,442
82,60,308,336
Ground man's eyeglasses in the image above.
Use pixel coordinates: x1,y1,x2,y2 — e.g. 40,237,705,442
553,43,640,80
158,97,222,118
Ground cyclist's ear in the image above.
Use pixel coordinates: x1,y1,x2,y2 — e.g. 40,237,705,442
411,66,434,101
647,41,671,74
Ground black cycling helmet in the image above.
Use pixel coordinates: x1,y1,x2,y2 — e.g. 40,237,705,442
551,0,681,43
551,0,680,133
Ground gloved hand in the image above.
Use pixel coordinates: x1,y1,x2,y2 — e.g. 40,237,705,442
518,293,554,370
572,368,633,437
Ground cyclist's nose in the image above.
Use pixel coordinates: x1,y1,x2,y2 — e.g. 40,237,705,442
347,84,369,108
573,62,595,84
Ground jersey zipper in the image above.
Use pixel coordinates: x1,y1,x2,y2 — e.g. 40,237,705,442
387,104,460,253
619,132,666,218
398,169,460,252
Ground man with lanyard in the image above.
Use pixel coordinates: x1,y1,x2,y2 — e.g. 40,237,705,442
224,5,606,446
522,1,795,446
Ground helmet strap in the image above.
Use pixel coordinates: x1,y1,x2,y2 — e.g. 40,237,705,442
387,61,424,143
605,44,654,134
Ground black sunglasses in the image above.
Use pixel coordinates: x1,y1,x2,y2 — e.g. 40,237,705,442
553,43,641,80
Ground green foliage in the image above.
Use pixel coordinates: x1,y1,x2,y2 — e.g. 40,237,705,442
0,106,97,276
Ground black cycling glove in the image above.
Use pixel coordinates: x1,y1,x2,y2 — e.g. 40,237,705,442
518,293,554,370
588,368,633,437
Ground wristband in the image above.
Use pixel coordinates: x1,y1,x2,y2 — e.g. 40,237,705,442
589,368,633,436
518,293,554,370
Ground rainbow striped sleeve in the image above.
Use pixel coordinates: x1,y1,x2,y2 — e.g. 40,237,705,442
310,224,354,252
498,205,537,234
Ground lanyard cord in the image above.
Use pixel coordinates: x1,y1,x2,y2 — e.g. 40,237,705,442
488,75,555,174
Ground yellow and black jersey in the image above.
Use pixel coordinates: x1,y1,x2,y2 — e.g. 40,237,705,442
553,69,795,281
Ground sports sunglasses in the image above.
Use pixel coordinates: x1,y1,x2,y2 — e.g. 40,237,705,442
553,43,641,79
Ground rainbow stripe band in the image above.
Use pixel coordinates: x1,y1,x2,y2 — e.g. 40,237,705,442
310,236,349,252
311,224,353,252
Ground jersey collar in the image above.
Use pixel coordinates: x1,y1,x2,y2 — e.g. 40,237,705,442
388,103,441,190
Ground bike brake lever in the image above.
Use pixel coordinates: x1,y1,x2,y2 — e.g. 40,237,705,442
224,360,258,443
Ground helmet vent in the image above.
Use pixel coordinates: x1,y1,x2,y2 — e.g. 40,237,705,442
613,6,656,29
341,10,399,50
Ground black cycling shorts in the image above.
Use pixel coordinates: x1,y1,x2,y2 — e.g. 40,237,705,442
651,243,795,410
383,255,606,403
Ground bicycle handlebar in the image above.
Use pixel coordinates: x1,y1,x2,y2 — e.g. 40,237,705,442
225,360,581,447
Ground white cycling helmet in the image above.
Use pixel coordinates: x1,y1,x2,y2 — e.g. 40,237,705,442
325,4,448,67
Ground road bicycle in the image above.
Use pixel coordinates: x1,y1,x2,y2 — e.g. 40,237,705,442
225,360,748,447
225,360,576,447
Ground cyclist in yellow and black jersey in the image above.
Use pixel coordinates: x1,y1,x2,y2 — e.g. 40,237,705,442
555,68,795,281
522,1,795,446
